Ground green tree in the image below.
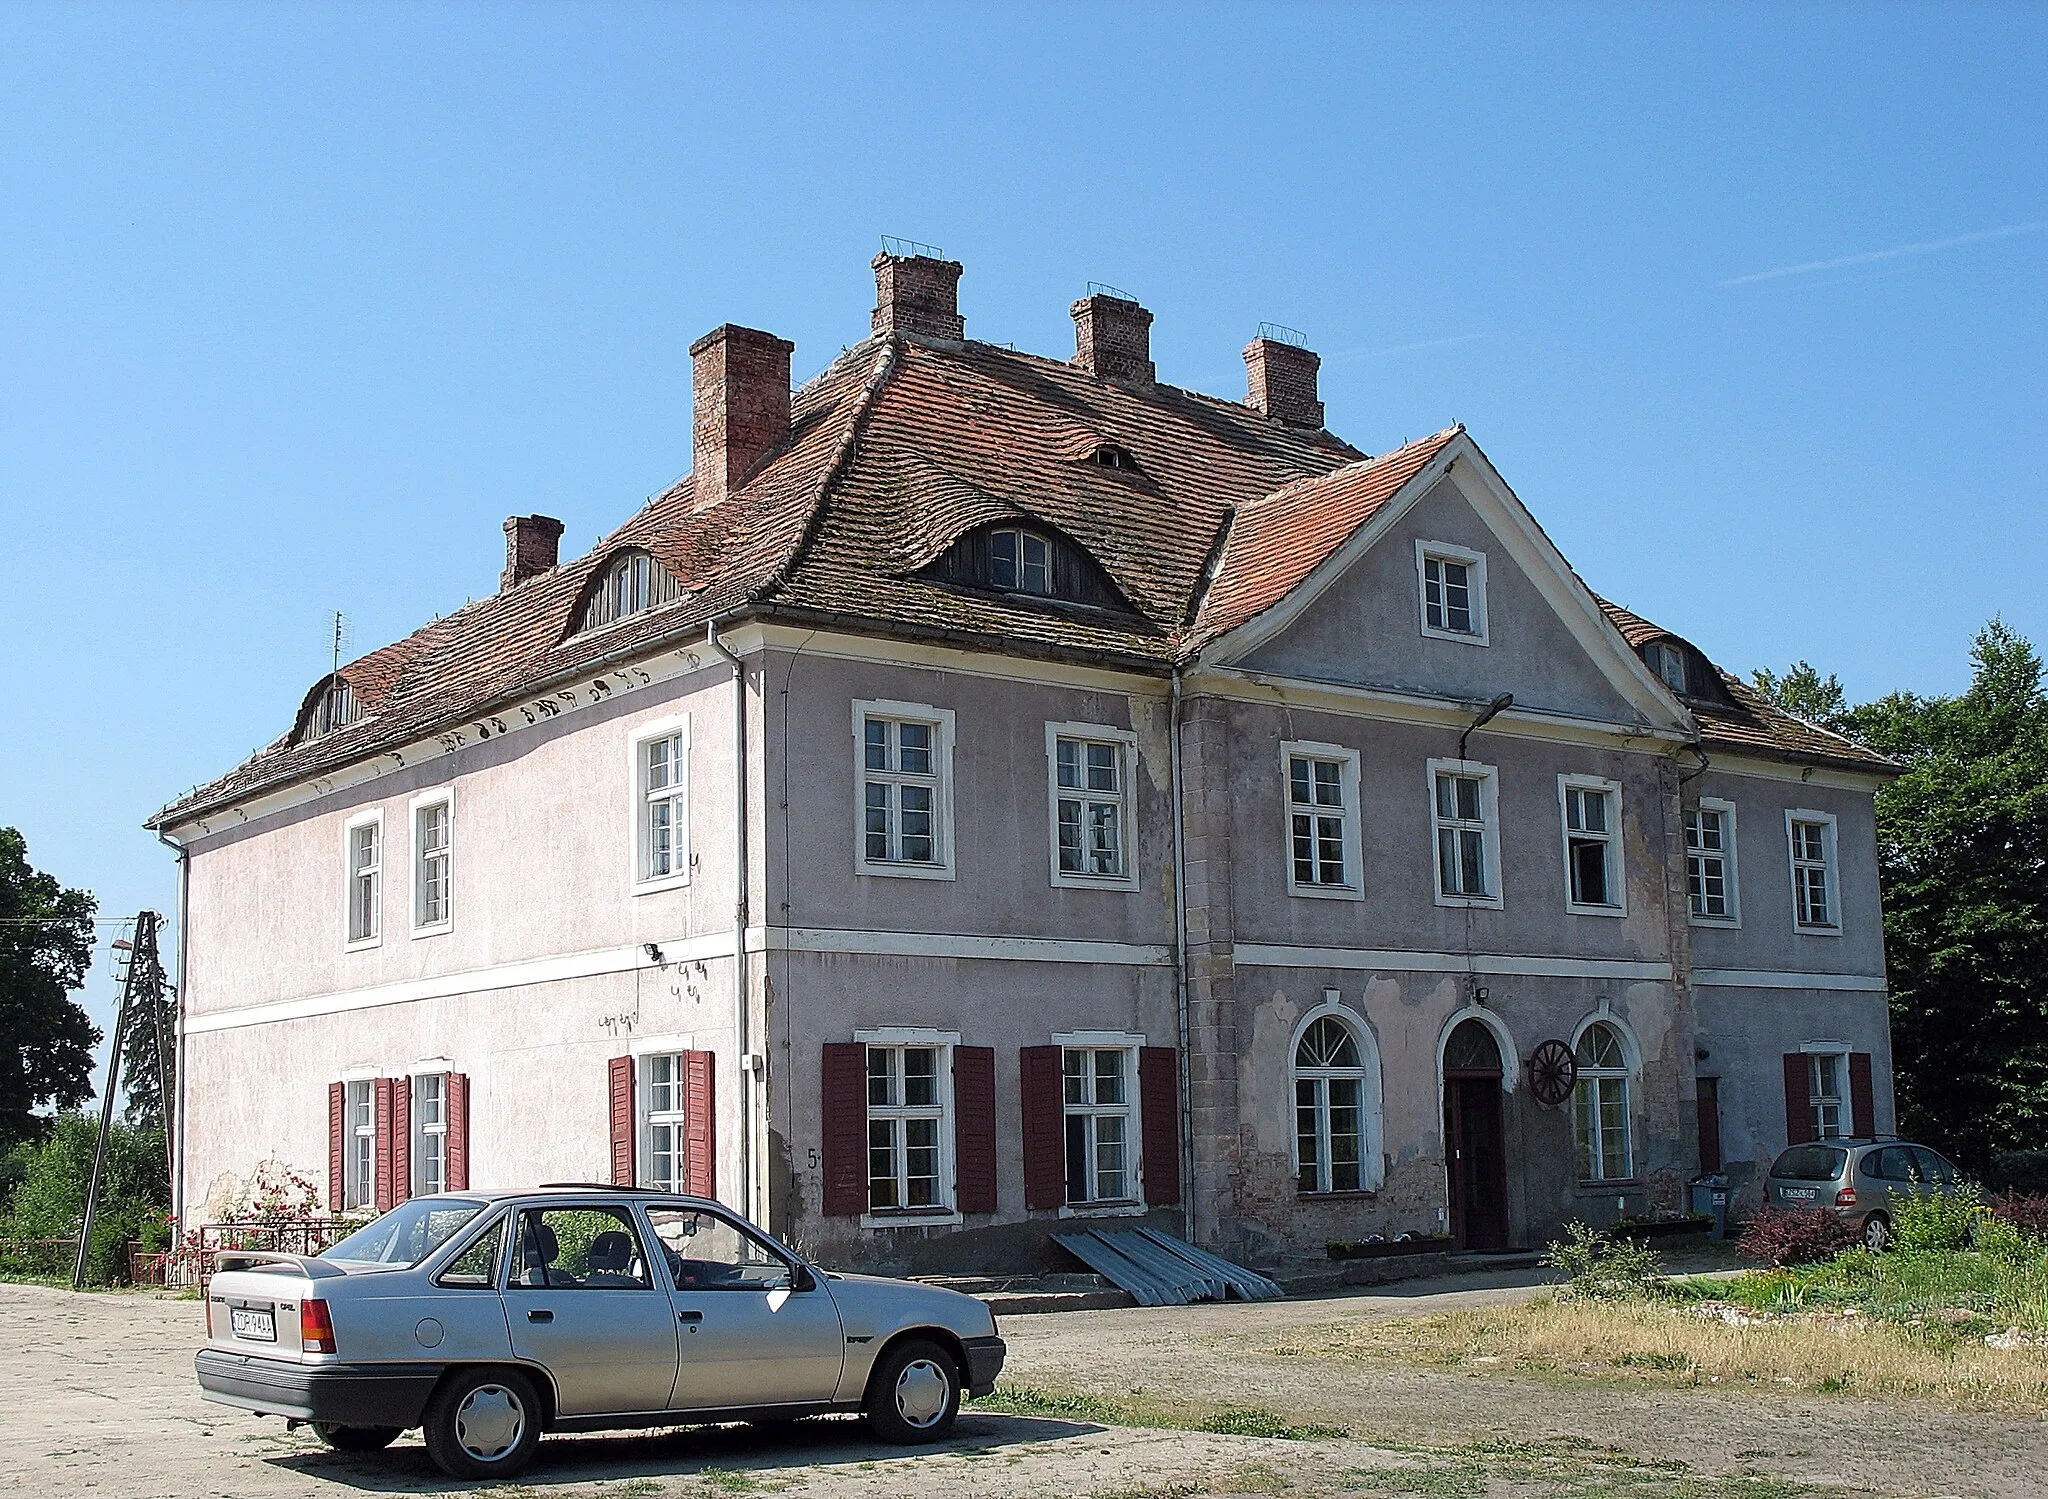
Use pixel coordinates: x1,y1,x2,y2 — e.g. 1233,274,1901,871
1844,622,2048,1172
1752,660,1852,730
0,828,99,1147
3,1113,169,1282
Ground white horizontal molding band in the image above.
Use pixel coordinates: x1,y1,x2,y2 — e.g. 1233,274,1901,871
184,928,735,1034
750,926,1173,967
1693,968,1887,992
1234,943,1674,982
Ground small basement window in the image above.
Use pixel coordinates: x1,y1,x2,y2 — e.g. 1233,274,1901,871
1092,444,1140,472
990,529,1053,596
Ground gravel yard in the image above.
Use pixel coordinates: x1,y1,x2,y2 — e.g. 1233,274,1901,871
3,1273,2040,1498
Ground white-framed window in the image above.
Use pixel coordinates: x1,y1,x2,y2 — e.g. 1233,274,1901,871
990,528,1053,595
1415,540,1489,645
1558,774,1625,916
1685,797,1739,924
1283,741,1363,899
1046,723,1139,890
853,701,955,880
1787,810,1840,933
860,1030,958,1220
1427,759,1502,908
344,811,382,948
1809,1051,1848,1139
575,549,685,634
643,1052,689,1193
629,715,690,892
1293,1010,1376,1194
412,1072,448,1197
410,791,453,933
1061,1041,1137,1206
1572,1021,1634,1180
345,1079,375,1211
1647,641,1689,695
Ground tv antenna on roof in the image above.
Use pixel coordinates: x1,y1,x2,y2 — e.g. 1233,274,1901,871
330,611,353,677
880,235,947,260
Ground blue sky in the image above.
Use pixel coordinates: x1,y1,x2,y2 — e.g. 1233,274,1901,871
2,3,2042,1062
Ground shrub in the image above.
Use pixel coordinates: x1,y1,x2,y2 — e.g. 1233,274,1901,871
1894,1180,1988,1254
1542,1221,1667,1300
1737,1208,1854,1267
0,1114,167,1284
1993,1192,2048,1238
1991,1150,2048,1197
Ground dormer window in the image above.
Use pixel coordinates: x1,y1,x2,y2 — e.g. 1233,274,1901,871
308,677,357,739
989,529,1053,596
1645,641,1689,694
576,549,685,634
1092,444,1140,472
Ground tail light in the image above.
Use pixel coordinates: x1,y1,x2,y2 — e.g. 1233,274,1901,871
300,1299,336,1354
1835,1187,1857,1207
205,1298,216,1340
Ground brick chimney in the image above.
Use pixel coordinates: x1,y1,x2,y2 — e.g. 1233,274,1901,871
1244,336,1324,428
501,514,565,591
872,252,965,341
1071,293,1155,386
689,323,795,510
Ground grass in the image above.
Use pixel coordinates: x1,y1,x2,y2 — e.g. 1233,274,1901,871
1683,1244,2048,1330
1335,1436,1836,1499
972,1382,1347,1439
1263,1293,2048,1414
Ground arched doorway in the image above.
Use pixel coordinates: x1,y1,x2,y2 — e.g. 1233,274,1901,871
1443,1018,1509,1249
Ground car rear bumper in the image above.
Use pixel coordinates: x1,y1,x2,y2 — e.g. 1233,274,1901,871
196,1349,443,1428
962,1335,1005,1398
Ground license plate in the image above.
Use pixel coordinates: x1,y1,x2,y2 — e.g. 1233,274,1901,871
1780,1187,1817,1202
230,1307,276,1342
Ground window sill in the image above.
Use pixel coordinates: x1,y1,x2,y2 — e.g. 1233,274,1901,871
1576,1179,1642,1192
1432,893,1503,911
860,1210,963,1230
1794,925,1845,938
1057,1200,1146,1219
344,936,382,953
1688,915,1741,929
1296,1189,1380,1202
855,862,956,883
1287,883,1365,903
411,922,452,941
1565,903,1628,919
1419,624,1490,647
632,874,692,897
1049,872,1140,893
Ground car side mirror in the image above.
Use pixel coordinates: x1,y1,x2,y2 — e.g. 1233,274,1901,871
789,1264,817,1293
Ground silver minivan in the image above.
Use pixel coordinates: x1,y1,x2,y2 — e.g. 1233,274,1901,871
1766,1138,1962,1250
196,1187,1005,1480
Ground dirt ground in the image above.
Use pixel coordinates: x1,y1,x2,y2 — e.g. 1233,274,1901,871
1,1273,2037,1499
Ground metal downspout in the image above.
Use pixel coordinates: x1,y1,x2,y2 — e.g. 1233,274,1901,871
702,622,754,1224
155,829,190,1241
1169,670,1195,1243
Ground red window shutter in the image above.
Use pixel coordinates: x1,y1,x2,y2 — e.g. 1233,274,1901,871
372,1078,396,1212
1849,1053,1876,1138
953,1046,997,1215
328,1082,345,1212
391,1076,412,1203
1783,1053,1814,1146
1139,1046,1182,1207
608,1055,636,1186
821,1043,868,1217
1020,1045,1065,1211
446,1073,471,1191
684,1050,718,1201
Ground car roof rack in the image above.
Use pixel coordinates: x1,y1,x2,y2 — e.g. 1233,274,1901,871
534,1182,669,1193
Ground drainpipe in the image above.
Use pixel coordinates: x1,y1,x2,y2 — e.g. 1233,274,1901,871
155,829,190,1242
702,621,754,1225
1169,669,1195,1243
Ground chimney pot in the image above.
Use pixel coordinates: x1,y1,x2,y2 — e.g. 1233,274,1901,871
872,252,965,341
1244,336,1324,428
689,323,795,510
1071,293,1155,386
501,514,565,592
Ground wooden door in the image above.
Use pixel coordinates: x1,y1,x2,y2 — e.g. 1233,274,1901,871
1444,1077,1509,1250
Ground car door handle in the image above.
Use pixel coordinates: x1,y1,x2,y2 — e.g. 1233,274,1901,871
527,1309,554,1323
677,1309,703,1323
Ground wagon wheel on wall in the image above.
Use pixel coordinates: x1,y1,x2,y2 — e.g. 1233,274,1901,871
1527,1039,1578,1107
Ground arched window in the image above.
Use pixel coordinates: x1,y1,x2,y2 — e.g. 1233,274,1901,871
576,549,685,634
1294,1013,1372,1194
1573,1021,1633,1181
296,674,358,742
988,529,1053,595
1091,444,1140,472
1443,1018,1503,1076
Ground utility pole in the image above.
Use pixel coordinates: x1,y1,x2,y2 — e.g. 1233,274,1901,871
73,911,167,1288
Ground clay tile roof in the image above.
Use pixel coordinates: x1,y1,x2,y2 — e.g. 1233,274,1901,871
1187,426,1464,650
1593,598,1894,774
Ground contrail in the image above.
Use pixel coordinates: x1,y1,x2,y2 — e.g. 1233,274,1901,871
1720,220,2048,286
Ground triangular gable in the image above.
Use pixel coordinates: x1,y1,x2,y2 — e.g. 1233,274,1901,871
1194,430,1693,734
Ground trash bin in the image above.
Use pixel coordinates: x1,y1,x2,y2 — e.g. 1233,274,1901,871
1690,1175,1730,1239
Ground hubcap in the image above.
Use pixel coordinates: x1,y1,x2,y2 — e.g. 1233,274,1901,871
895,1358,950,1428
454,1384,525,1460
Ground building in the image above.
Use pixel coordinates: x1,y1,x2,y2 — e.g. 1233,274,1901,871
149,251,1897,1270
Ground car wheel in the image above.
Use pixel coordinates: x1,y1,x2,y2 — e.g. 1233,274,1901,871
311,1423,402,1452
864,1338,961,1444
1862,1213,1893,1252
423,1368,542,1480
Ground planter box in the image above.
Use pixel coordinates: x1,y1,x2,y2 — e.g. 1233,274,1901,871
1609,1217,1714,1241
1327,1238,1453,1261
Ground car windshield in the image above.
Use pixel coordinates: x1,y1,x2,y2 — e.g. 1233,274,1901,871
1772,1146,1847,1182
323,1198,488,1267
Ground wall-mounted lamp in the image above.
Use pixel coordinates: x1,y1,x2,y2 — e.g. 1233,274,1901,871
643,943,665,966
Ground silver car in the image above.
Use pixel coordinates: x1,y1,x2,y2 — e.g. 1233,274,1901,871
196,1186,1005,1480
1765,1138,1962,1250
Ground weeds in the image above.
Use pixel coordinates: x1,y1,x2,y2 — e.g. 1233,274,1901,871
971,1382,1346,1440
1542,1222,1667,1300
